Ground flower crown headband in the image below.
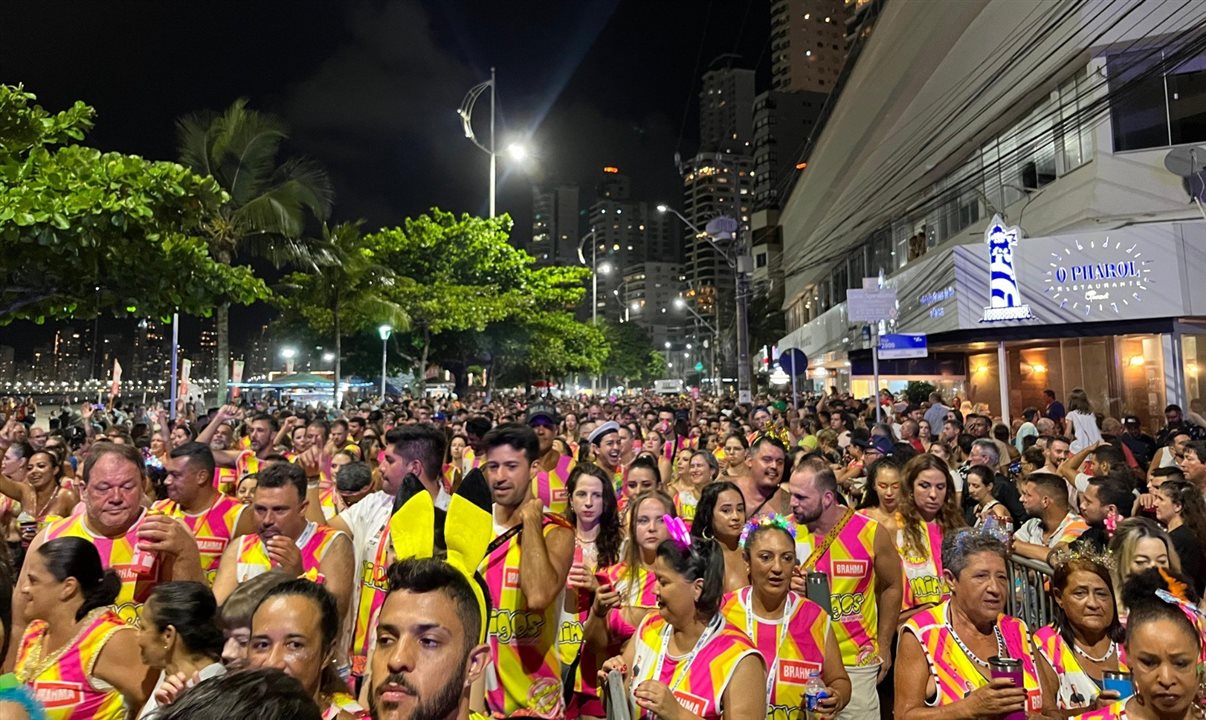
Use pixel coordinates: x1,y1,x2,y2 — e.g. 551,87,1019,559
738,513,797,551
1047,545,1117,573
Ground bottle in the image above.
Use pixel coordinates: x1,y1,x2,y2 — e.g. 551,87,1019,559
804,670,828,719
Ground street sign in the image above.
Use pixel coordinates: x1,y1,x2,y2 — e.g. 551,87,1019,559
847,288,898,322
878,333,928,359
694,361,704,371
778,348,809,377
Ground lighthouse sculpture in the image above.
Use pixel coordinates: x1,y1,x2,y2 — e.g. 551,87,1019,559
982,213,1032,322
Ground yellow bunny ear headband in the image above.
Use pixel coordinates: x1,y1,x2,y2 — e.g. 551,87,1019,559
388,484,494,643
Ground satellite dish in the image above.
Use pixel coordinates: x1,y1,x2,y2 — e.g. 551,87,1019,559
1163,146,1205,177
1162,147,1206,203
706,216,739,239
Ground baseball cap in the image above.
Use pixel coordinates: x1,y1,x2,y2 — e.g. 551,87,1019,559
526,403,558,427
1123,415,1141,427
867,436,895,456
851,429,872,449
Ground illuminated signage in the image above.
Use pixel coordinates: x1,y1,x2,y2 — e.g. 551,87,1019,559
981,214,1033,322
1044,237,1152,316
919,286,955,318
602,166,620,174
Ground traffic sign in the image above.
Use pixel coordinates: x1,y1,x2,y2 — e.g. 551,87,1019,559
847,288,898,322
878,333,928,359
778,348,809,376
694,361,704,371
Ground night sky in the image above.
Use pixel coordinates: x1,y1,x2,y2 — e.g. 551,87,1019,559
0,0,769,356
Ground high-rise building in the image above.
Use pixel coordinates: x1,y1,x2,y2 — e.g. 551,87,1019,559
680,152,754,322
624,262,685,350
132,319,169,384
529,184,582,266
0,346,14,382
198,326,218,379
771,0,851,93
752,90,827,211
699,66,756,152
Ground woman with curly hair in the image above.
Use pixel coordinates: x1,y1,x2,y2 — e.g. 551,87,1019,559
895,453,966,623
1154,478,1206,595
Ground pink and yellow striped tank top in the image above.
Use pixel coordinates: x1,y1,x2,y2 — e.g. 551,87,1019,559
602,561,659,641
794,510,881,666
235,450,262,484
43,508,158,626
629,613,763,720
902,601,1042,712
479,517,566,719
350,522,392,678
152,495,245,585
234,522,343,584
895,517,948,610
1033,625,1128,711
213,466,237,496
720,587,829,718
15,608,132,720
533,453,575,515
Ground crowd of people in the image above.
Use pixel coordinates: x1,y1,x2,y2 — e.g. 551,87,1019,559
0,384,1202,720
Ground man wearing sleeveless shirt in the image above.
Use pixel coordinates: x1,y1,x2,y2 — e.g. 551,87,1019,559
156,441,256,584
789,457,902,720
7,443,204,649
479,424,574,718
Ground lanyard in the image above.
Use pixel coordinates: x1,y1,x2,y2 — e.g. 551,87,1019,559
647,614,724,702
742,588,797,702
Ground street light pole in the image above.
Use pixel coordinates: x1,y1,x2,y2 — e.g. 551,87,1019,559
489,66,495,218
378,325,392,403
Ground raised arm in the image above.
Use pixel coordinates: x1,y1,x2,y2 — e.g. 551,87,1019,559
517,497,574,611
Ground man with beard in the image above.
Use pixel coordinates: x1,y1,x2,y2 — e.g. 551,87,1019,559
1069,471,1132,553
1041,435,1071,474
201,405,279,485
369,559,492,720
478,424,573,718
1012,472,1088,561
788,457,901,720
736,434,790,518
212,462,355,626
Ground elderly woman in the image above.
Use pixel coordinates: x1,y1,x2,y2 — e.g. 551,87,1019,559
896,531,1043,719
1077,568,1205,720
1033,551,1126,716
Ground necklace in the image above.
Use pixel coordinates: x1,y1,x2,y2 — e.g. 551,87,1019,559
742,587,796,701
945,606,1006,669
1072,639,1116,664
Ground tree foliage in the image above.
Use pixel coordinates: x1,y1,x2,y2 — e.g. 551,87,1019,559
176,97,333,398
365,209,593,390
600,320,664,386
274,221,408,401
0,85,268,323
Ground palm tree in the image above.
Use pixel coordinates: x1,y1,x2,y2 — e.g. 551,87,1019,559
177,98,333,402
278,222,408,404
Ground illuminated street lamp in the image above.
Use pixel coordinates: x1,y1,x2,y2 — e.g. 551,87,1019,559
378,325,392,403
280,347,297,374
458,68,530,218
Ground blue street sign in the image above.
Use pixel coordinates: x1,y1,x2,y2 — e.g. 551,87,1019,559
779,348,809,376
878,334,928,359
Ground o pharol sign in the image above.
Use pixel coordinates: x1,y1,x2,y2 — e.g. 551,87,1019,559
1043,237,1152,316
981,214,1033,322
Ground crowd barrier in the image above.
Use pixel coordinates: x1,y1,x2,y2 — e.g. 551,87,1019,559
1006,554,1056,629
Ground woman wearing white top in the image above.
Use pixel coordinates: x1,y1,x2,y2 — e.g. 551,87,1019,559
1066,388,1102,453
136,582,226,718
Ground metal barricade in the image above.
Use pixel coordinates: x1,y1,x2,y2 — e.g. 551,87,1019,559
1006,554,1056,629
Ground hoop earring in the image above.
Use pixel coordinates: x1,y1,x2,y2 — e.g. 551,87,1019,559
702,529,713,541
